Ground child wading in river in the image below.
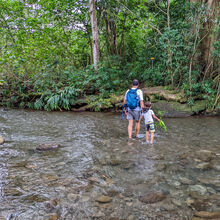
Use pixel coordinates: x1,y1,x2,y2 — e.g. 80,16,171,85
141,102,160,144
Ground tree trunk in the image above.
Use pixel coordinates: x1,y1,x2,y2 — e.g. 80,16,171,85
105,17,117,55
167,0,174,87
89,0,100,69
200,0,219,78
190,0,219,78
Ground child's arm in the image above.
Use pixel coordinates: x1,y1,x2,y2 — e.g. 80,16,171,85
140,110,145,120
153,114,160,122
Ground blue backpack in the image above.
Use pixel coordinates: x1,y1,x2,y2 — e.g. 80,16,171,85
126,88,139,109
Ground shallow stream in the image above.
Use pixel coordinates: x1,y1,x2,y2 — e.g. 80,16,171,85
0,108,220,220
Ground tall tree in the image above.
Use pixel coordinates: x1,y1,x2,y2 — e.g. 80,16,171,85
189,0,219,78
89,0,99,69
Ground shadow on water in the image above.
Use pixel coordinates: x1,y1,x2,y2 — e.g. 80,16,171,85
0,108,220,219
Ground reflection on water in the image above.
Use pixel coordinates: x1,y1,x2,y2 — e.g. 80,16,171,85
0,108,220,219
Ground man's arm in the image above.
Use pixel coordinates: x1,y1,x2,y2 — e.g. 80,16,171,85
124,90,128,104
139,90,144,109
140,100,144,109
123,92,128,115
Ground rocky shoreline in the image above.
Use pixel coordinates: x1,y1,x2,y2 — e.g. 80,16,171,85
0,86,219,117
71,86,219,117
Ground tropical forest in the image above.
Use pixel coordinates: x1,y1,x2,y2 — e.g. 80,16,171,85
0,0,219,113
0,1,220,220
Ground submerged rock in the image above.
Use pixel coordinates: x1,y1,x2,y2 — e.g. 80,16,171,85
194,211,220,219
88,177,100,183
171,199,183,207
127,216,135,220
159,200,176,211
195,150,216,162
48,214,59,220
107,189,119,197
121,161,135,170
213,164,220,171
91,211,105,218
42,174,59,181
0,136,5,145
95,195,112,203
108,159,121,166
139,192,166,204
186,198,209,211
25,164,37,169
191,218,205,220
36,144,60,151
197,177,220,188
179,177,193,185
22,194,48,203
12,161,28,168
188,185,207,197
155,163,167,171
4,188,23,196
195,162,212,170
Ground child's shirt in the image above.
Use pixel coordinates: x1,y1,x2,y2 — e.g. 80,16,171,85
142,109,155,124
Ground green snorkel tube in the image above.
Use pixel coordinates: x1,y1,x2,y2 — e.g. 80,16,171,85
154,110,167,131
155,118,167,132
158,119,167,131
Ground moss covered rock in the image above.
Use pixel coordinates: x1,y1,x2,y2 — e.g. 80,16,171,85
143,86,186,102
153,100,207,117
70,86,209,116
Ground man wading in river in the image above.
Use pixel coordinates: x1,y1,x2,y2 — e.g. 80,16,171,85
123,79,144,139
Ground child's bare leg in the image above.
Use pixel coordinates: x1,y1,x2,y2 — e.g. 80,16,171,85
150,132,154,144
146,131,149,142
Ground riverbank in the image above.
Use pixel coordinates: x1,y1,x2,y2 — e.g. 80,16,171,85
71,86,219,117
1,85,219,117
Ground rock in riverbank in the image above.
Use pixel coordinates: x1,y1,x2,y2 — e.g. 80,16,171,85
195,162,212,170
139,192,166,204
152,100,207,117
195,150,216,162
70,86,211,117
95,195,112,203
36,144,60,151
0,136,5,145
194,211,220,219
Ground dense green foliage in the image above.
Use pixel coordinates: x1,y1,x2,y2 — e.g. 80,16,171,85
0,0,219,111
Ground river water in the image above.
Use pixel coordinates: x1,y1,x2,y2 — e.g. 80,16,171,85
0,108,220,220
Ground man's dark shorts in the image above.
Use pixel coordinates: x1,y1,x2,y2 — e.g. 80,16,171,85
127,110,141,121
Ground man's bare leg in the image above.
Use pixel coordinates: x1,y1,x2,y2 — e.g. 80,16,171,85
128,120,133,139
135,120,140,137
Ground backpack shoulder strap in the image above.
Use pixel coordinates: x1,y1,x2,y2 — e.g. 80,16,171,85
129,88,137,92
126,88,133,96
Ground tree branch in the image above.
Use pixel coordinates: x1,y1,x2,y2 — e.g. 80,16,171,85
0,13,16,44
115,0,162,35
154,1,166,15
